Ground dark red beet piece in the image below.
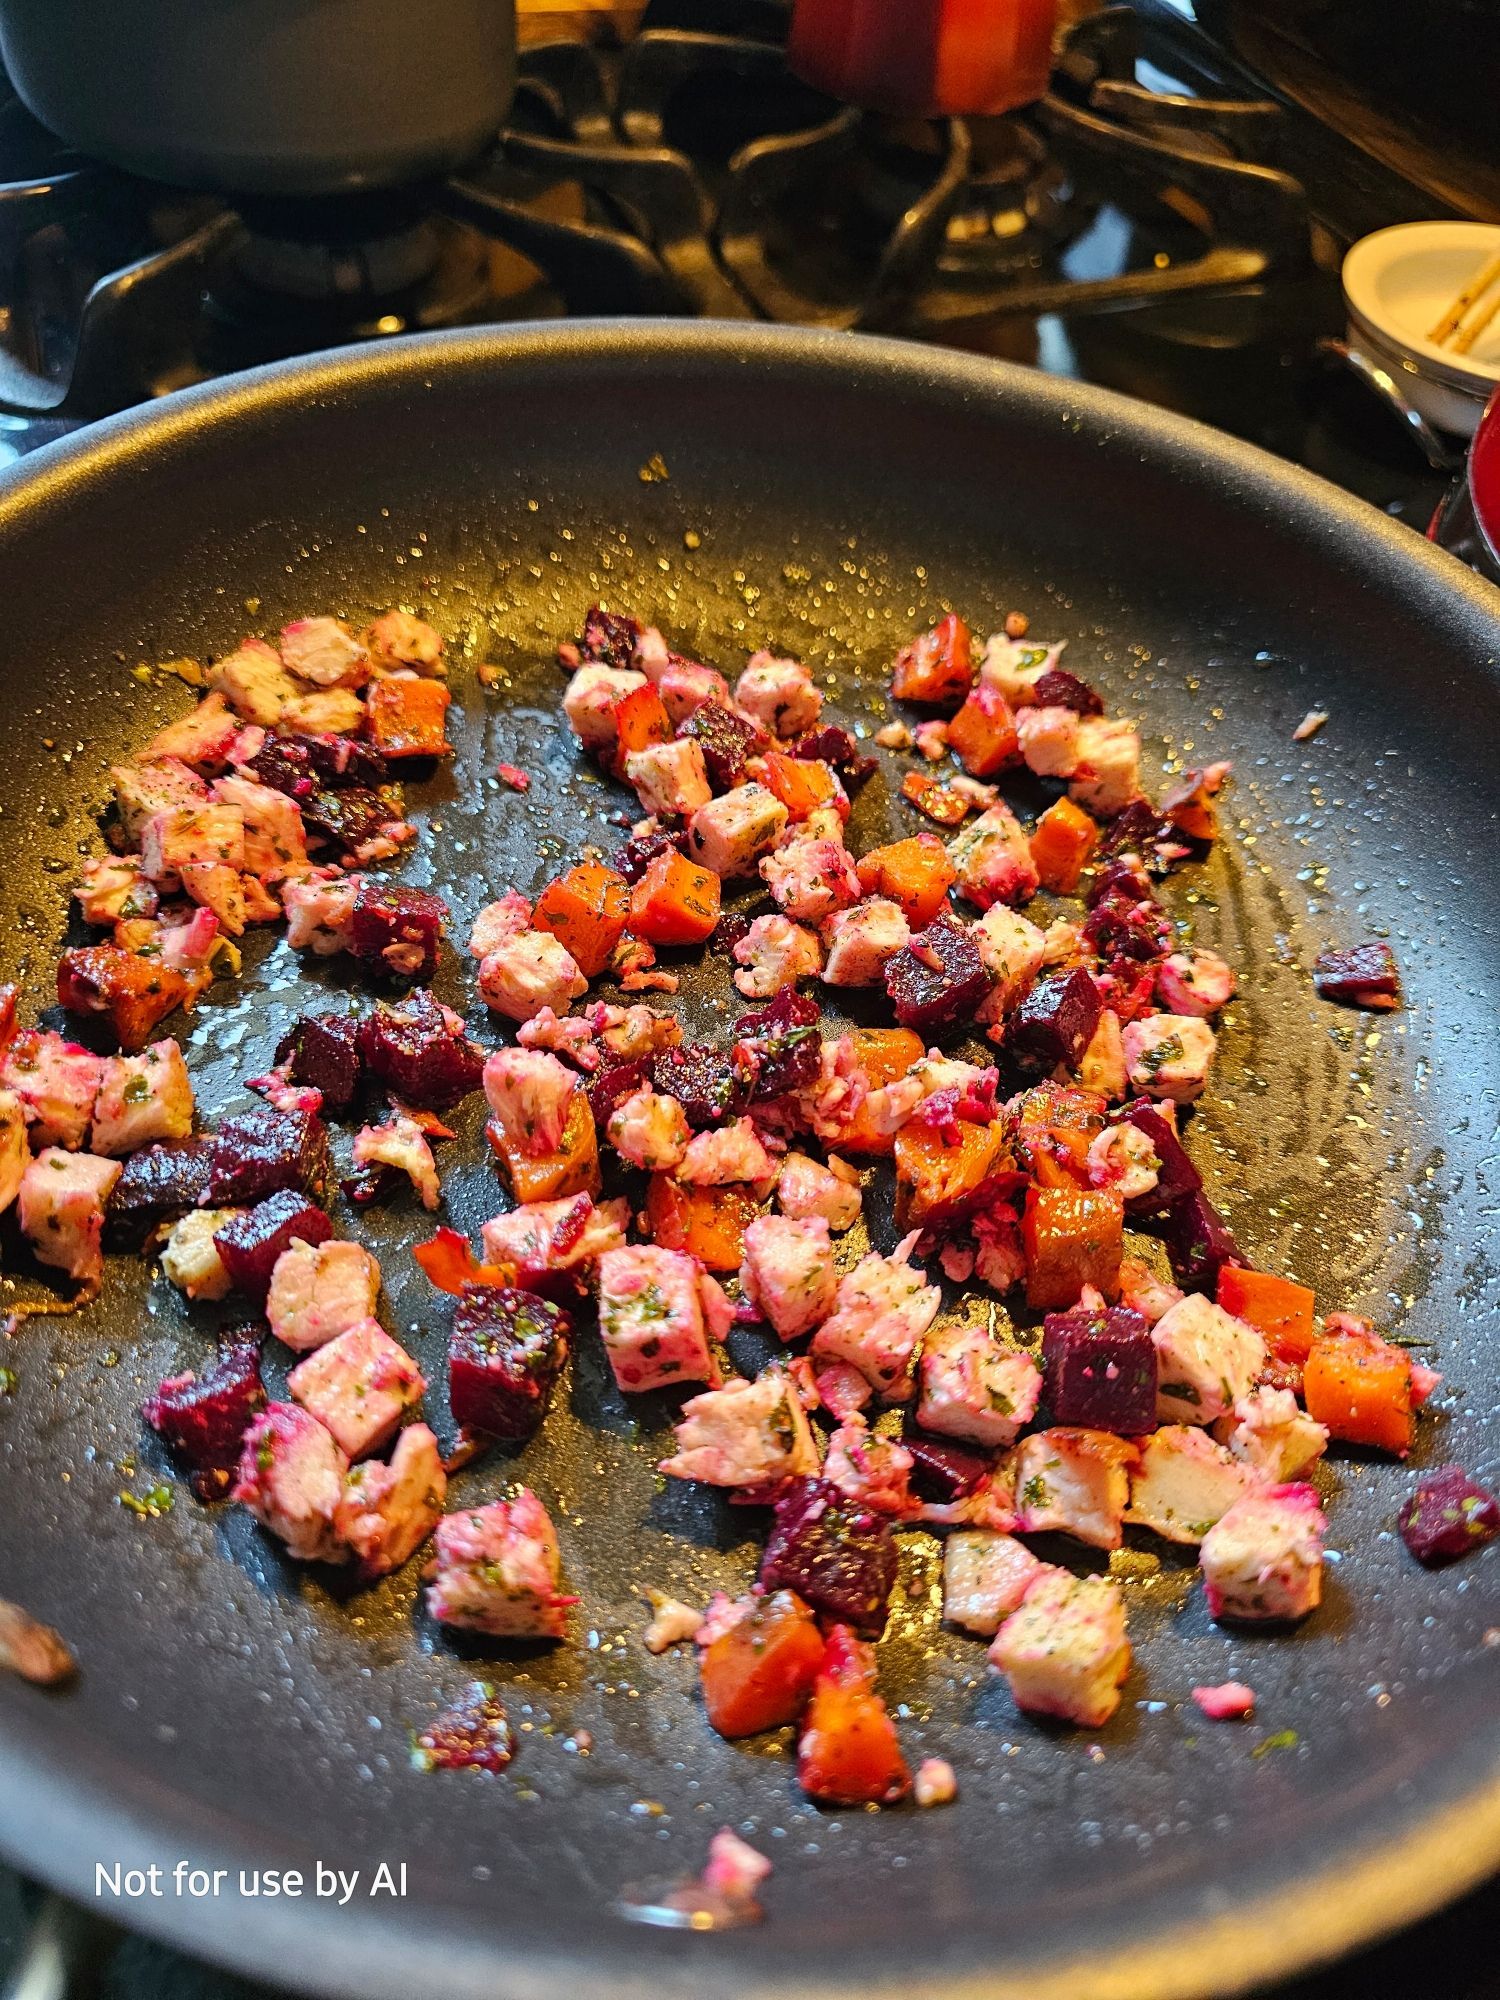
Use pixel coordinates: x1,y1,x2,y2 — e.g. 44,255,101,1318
1085,854,1156,911
587,1054,655,1130
207,1107,329,1205
1041,1306,1156,1432
214,1189,333,1302
299,735,392,790
885,916,992,1034
1153,1188,1243,1294
349,880,446,984
735,987,822,1101
1008,967,1103,1073
651,1041,755,1129
1119,1102,1202,1214
678,703,766,790
1313,942,1402,1010
1032,667,1104,716
709,911,752,955
1098,800,1177,867
449,1285,569,1440
758,1478,898,1637
143,1332,265,1498
579,604,643,670
358,988,483,1109
274,1012,363,1115
302,786,404,860
789,724,876,785
1084,888,1172,969
106,1138,213,1246
413,1682,515,1772
246,738,317,798
904,1435,991,1503
1398,1465,1500,1565
611,829,687,883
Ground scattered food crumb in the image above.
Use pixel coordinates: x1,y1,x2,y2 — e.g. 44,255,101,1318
1191,1681,1256,1721
1293,710,1328,741
0,1596,76,1685
638,453,670,484
914,1757,958,1807
702,1829,772,1903
1004,610,1030,639
476,662,504,688
640,1588,704,1653
914,719,950,761
875,720,912,750
496,762,531,791
1251,1728,1299,1760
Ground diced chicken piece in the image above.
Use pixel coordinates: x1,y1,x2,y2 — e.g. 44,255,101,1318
480,1193,629,1289
477,931,589,1023
943,1531,1049,1637
286,1317,425,1459
364,609,444,675
1152,1294,1264,1425
948,803,1040,910
0,1090,26,1216
733,914,823,999
660,1367,821,1486
678,1117,776,1187
590,1001,682,1061
658,660,731,725
1086,1122,1159,1201
1156,950,1235,1017
280,687,365,737
979,634,1064,705
267,1238,382,1352
352,1114,441,1210
917,1321,1042,1448
1118,1255,1183,1326
334,1422,445,1578
798,1034,870,1142
516,1007,598,1069
233,1402,350,1563
989,1570,1131,1728
0,1032,103,1149
1124,1426,1264,1544
641,1590,705,1653
811,1236,941,1401
112,757,210,844
208,637,298,726
1078,1009,1128,1100
482,1047,580,1158
279,617,368,688
1199,1483,1325,1624
1041,917,1085,967
607,1087,689,1173
283,874,358,956
426,1489,573,1639
139,691,242,771
597,1243,722,1393
625,738,712,818
74,855,158,926
18,1149,121,1287
1016,705,1082,778
1013,1428,1138,1550
973,1206,1027,1293
761,838,861,923
562,663,646,755
156,1207,235,1300
740,1215,837,1342
799,803,848,845
212,774,309,882
821,898,911,987
777,1151,861,1232
735,652,822,738
467,891,533,960
914,1758,958,1808
912,718,949,761
971,905,1046,1023
822,1417,914,1514
1213,1387,1329,1482
140,803,246,890
1069,718,1140,816
90,1039,194,1156
687,782,788,879
1122,1013,1218,1104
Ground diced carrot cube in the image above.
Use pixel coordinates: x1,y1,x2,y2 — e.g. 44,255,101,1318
1022,1184,1124,1308
1303,1325,1414,1455
611,683,672,772
948,683,1020,777
1216,1266,1316,1362
891,614,973,710
1029,797,1099,894
833,1028,926,1156
489,1093,600,1204
645,1175,757,1271
797,1626,911,1806
364,676,452,757
627,851,721,947
894,1115,1014,1229
855,835,956,927
761,751,842,822
700,1591,826,1736
533,861,631,978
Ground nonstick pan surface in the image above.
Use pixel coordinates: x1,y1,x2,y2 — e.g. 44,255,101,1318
0,323,1496,2000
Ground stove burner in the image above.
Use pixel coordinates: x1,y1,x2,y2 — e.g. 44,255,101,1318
0,5,1311,418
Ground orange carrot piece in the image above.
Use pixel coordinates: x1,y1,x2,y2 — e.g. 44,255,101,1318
533,861,631,978
1022,1184,1124,1308
1303,1325,1414,1455
414,1227,510,1296
894,1115,1013,1229
1029,796,1099,894
947,683,1020,777
627,850,721,946
833,1028,927,1156
761,751,841,822
855,835,956,928
489,1094,600,1204
645,1175,757,1271
891,613,974,710
364,675,453,758
611,683,672,772
1216,1266,1317,1362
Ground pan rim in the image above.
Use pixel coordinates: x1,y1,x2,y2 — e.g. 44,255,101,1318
0,317,1495,2000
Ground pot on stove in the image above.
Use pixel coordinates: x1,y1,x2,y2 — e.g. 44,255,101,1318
0,0,517,197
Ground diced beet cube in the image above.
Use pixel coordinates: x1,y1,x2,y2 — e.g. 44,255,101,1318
789,725,876,785
904,1434,991,1503
143,1332,265,1497
1041,1305,1156,1431
247,738,317,798
214,1189,333,1302
1153,1188,1243,1294
587,1054,655,1129
1119,1101,1201,1214
1313,942,1402,1010
1085,855,1156,911
758,1477,898,1637
1008,966,1103,1073
275,1012,363,1114
611,830,687,883
358,988,483,1109
301,787,401,859
106,1138,213,1247
679,703,767,790
1083,887,1172,971
1398,1465,1500,1566
1031,668,1104,716
651,1041,755,1129
1098,800,1176,866
885,916,992,1034
579,604,643,669
449,1285,570,1441
349,880,447,983
710,911,752,955
735,987,822,1102
300,735,392,790
207,1107,330,1205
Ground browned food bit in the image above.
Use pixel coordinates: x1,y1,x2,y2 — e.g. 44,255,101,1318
0,1596,76,1686
411,1681,515,1772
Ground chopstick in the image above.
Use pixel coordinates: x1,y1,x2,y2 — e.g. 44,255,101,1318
1427,251,1500,355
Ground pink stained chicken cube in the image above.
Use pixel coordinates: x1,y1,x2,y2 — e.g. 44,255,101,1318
267,1238,382,1352
740,1214,838,1342
820,899,911,988
0,1089,27,1216
810,1238,941,1401
687,783,789,879
233,1401,350,1564
477,931,589,1024
596,1244,720,1393
335,1422,446,1578
286,1318,425,1459
480,1193,629,1296
917,1321,1042,1448
283,874,358,957
1123,1425,1264,1545
625,737,712,818
1152,1293,1264,1426
0,1031,103,1149
942,1530,1049,1638
561,663,646,756
732,914,823,1000
734,652,822,737
140,802,246,886
18,1148,121,1287
1199,1483,1326,1624
776,1152,862,1233
660,1367,821,1487
212,773,310,883
425,1488,574,1639
760,839,861,925
111,756,210,844
1013,1427,1138,1551
89,1039,194,1156
138,691,242,772
482,1046,580,1158
947,802,1040,911
207,637,297,724
278,616,368,688
989,1570,1131,1728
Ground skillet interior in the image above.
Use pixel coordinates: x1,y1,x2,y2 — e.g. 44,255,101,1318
0,323,1496,2000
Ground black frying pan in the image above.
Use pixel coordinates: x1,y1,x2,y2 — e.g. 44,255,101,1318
0,323,1496,2000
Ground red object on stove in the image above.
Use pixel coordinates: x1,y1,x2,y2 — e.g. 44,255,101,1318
788,0,1058,117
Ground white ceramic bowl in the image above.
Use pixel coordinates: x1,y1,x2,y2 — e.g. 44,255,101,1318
1342,221,1500,439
